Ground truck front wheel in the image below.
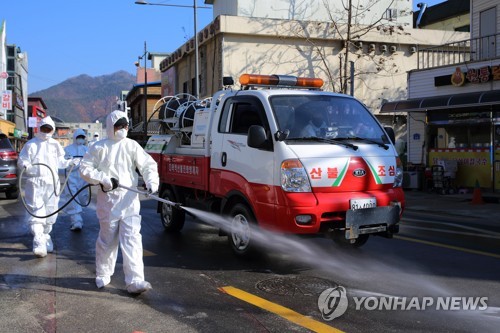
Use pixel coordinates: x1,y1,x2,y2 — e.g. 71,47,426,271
228,203,257,257
330,230,369,248
160,188,185,232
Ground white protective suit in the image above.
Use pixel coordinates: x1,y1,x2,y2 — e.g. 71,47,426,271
88,132,100,147
18,116,73,257
79,110,159,294
62,128,89,231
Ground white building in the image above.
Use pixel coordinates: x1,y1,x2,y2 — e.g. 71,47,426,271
158,0,468,120
382,0,499,191
209,0,413,26
0,20,29,147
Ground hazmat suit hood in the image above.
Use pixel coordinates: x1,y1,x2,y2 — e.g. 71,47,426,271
72,128,86,141
36,116,56,141
106,110,129,141
38,116,56,133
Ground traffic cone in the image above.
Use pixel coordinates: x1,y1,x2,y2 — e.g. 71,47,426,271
470,179,484,205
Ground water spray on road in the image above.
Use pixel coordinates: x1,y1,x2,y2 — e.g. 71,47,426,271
130,184,496,327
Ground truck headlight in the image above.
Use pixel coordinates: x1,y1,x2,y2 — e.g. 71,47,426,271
393,157,403,188
281,159,311,192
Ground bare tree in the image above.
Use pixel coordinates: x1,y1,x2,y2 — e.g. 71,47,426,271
324,0,398,94
278,0,408,95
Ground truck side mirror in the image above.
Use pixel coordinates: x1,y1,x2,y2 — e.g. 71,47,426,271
384,126,396,145
248,125,268,148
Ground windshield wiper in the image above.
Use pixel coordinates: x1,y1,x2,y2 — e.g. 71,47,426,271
341,136,389,150
287,137,358,150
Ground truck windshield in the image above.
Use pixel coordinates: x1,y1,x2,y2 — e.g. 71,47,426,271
271,95,388,144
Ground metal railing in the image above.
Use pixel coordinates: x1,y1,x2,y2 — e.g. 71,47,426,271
417,33,499,69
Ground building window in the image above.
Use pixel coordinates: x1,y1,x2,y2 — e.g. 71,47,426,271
7,46,15,57
384,8,397,21
7,58,14,71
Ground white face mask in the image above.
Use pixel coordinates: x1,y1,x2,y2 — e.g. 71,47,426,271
76,138,86,145
38,132,52,141
115,129,127,140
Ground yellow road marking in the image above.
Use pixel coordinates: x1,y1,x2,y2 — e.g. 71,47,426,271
395,235,500,259
220,286,344,333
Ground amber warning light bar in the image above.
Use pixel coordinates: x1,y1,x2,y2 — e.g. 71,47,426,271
239,74,323,89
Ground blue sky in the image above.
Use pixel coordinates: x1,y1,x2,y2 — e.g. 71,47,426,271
3,0,445,94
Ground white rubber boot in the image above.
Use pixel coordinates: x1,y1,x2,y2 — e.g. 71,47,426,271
31,224,47,258
33,235,47,258
95,276,111,289
127,281,152,294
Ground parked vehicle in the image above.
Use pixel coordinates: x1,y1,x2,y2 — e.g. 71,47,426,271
0,134,19,199
145,74,405,256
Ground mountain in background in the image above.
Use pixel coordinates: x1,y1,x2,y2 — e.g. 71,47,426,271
29,71,136,124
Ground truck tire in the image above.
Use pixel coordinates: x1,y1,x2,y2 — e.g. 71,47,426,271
160,188,185,232
349,234,369,248
330,230,369,248
228,203,258,257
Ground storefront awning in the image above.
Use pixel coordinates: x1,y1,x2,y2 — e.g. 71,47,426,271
0,119,16,137
380,89,500,113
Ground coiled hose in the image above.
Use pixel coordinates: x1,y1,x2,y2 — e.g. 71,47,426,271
18,162,93,218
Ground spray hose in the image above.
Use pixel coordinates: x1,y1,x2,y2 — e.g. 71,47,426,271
18,162,93,219
114,179,182,209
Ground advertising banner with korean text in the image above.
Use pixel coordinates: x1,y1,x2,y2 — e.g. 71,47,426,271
1,90,12,111
429,150,491,188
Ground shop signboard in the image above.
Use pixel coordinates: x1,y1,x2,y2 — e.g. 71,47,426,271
435,63,500,87
427,110,491,125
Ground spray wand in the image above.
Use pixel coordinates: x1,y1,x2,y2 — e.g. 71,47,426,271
114,180,183,209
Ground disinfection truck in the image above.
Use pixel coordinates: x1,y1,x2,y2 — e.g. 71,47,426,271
145,74,405,256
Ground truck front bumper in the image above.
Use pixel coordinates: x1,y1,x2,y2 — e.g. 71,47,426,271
345,205,400,239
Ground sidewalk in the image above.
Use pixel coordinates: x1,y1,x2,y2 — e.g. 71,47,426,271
403,188,500,225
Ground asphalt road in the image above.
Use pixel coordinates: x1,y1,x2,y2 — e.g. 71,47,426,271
0,190,499,333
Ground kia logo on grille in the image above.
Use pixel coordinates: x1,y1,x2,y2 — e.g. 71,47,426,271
353,168,366,177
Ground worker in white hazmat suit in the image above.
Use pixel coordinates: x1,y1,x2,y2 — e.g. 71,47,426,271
80,110,159,294
18,116,76,257
61,128,89,231
88,131,100,147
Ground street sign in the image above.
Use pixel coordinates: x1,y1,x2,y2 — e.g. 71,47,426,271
0,72,9,79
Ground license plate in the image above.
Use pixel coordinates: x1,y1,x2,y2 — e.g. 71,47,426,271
350,198,376,210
